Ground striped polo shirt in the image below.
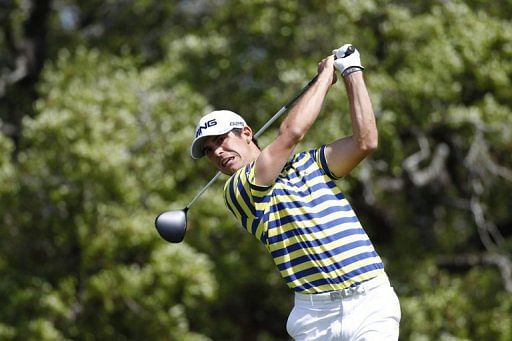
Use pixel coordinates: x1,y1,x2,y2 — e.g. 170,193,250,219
223,145,385,293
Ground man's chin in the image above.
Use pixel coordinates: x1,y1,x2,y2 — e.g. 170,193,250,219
219,164,242,175
220,167,237,176
219,169,233,175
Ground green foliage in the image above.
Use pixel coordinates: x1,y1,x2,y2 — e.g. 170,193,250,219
0,132,16,205
399,263,512,340
0,48,216,339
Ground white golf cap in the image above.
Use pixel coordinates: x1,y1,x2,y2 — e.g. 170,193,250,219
190,110,247,159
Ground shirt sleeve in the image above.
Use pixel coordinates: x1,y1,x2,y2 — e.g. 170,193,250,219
223,162,273,221
223,162,273,242
310,145,342,180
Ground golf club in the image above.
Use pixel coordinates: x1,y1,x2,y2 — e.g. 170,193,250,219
155,45,355,243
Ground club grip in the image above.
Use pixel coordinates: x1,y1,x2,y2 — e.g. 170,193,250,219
334,45,355,60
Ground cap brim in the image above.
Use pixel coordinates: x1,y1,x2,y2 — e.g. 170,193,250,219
190,127,234,159
190,135,209,159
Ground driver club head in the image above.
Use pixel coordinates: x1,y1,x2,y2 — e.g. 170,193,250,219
154,209,187,243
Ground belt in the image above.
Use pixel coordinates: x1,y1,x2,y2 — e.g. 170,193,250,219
295,275,390,302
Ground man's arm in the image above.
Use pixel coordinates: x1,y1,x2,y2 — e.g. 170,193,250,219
323,71,378,178
253,56,336,186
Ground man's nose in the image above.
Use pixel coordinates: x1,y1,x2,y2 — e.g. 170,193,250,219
213,146,223,158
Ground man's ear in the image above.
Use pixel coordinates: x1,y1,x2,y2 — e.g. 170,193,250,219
242,126,253,144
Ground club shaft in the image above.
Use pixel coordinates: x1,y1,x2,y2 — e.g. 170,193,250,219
254,75,318,139
185,171,222,210
185,75,318,210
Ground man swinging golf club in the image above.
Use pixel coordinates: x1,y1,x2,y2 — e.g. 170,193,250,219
190,44,401,340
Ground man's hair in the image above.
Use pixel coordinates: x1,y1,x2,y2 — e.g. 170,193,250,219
232,128,259,149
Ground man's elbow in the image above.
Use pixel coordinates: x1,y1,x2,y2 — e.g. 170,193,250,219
279,126,306,145
359,134,378,155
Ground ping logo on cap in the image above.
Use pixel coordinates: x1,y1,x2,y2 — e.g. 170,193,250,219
196,119,218,137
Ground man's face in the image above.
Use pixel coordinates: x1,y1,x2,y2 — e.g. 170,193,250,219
202,129,251,175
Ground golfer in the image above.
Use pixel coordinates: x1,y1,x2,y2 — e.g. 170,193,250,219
190,44,401,340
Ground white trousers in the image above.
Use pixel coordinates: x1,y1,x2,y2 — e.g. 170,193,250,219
286,275,401,341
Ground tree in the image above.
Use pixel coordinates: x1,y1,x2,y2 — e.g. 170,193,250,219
0,48,217,339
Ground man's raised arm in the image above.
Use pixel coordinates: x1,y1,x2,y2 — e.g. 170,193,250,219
324,45,378,178
253,56,336,186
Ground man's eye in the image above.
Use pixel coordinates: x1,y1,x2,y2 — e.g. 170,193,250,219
203,147,212,155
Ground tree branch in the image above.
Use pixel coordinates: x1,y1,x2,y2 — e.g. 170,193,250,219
403,133,450,187
0,0,51,145
438,253,512,293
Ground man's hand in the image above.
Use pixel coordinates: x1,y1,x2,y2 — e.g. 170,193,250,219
317,55,337,85
333,44,364,77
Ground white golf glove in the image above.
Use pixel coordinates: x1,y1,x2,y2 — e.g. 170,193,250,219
332,44,364,77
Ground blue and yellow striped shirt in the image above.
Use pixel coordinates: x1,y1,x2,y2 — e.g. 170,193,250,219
223,145,385,293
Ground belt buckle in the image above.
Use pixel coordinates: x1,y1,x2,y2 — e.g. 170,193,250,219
343,286,365,298
329,291,342,301
329,285,366,301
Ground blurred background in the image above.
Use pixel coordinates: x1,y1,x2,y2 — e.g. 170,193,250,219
1,0,511,340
